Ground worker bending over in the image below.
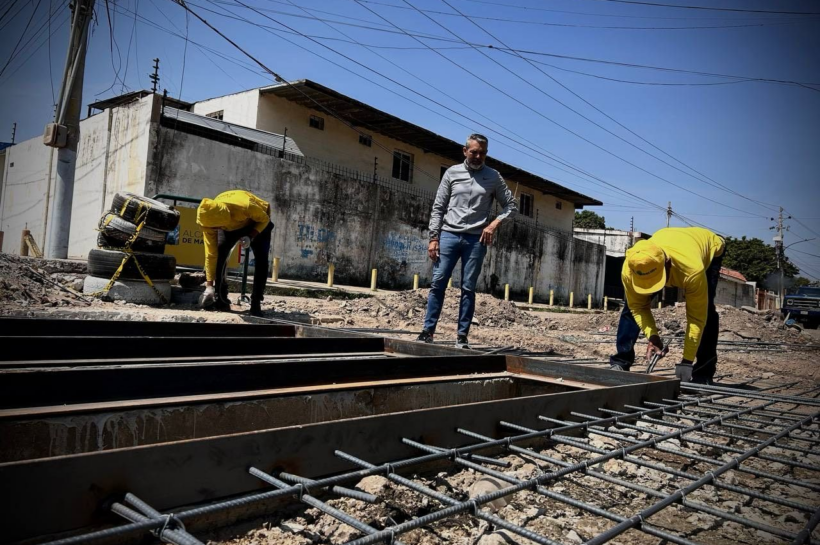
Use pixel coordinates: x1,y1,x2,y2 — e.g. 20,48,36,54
196,189,273,316
610,227,725,384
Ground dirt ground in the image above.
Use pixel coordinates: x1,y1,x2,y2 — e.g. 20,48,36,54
2,253,819,544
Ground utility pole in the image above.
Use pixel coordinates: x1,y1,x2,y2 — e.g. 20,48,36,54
11,122,16,144
42,0,96,258
666,201,672,228
770,206,791,306
149,58,160,93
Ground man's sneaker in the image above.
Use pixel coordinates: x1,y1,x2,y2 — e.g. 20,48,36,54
455,335,470,349
609,363,630,372
250,300,263,317
690,376,714,385
417,330,434,343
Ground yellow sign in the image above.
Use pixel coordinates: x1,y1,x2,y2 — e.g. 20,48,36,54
164,206,239,269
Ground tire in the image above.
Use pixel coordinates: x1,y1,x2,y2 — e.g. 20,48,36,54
99,213,168,242
87,248,177,281
97,232,166,254
83,275,171,305
111,192,180,232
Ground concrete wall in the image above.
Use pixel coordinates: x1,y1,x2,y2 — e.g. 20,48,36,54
573,229,648,257
716,277,756,308
146,125,605,303
0,137,55,253
192,90,577,233
0,96,154,258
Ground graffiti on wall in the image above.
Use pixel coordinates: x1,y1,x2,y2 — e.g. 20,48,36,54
382,231,427,265
296,222,336,260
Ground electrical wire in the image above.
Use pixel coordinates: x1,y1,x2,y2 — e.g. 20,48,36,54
438,0,779,216
0,8,68,86
0,0,44,77
47,0,55,108
582,0,819,16
354,0,812,30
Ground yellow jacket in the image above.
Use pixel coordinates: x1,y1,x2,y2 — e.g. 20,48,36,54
622,227,724,361
196,190,271,281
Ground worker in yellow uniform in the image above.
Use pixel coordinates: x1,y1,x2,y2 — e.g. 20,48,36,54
610,227,725,384
196,190,273,316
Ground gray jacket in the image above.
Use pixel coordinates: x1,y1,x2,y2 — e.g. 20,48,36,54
428,161,517,240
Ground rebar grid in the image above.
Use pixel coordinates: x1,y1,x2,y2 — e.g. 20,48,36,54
42,385,820,545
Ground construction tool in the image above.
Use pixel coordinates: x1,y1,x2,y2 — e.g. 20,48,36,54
645,341,669,374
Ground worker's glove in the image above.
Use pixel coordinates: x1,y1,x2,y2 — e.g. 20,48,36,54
199,285,216,309
675,362,694,382
239,236,252,250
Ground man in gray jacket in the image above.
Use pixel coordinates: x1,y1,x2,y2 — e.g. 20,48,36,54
418,133,517,348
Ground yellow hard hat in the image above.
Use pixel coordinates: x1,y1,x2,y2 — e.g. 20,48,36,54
626,240,666,295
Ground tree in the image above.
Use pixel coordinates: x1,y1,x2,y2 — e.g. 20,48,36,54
722,236,799,288
574,210,606,229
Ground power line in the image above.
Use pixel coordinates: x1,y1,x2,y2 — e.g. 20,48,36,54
450,0,820,20
437,0,779,216
582,0,820,16
172,0,438,184
0,7,68,86
0,0,44,77
352,0,809,30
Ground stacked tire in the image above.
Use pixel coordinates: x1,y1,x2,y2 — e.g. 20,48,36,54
84,193,181,304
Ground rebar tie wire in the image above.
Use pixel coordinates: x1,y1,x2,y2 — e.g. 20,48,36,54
41,391,819,545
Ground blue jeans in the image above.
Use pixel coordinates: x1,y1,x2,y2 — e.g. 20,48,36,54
423,231,487,336
610,253,723,381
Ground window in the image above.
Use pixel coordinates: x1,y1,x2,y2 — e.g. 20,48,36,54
555,200,563,210
359,134,372,147
309,115,324,130
520,192,534,218
440,165,448,180
205,110,224,120
392,150,413,182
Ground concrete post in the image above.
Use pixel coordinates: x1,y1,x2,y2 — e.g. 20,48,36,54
271,257,280,282
587,293,592,310
504,284,510,301
528,286,534,305
569,292,574,308
604,296,608,311
447,277,453,289
413,274,419,290
0,231,4,252
20,229,30,256
327,263,334,287
658,300,662,309
549,289,554,307
371,269,378,291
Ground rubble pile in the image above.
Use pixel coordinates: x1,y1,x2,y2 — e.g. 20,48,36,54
0,254,87,309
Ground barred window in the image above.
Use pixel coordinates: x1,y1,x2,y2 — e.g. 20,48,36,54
359,134,372,147
555,200,563,210
309,115,324,130
520,192,534,218
392,150,413,182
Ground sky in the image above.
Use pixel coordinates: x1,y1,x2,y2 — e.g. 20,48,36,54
1,0,819,279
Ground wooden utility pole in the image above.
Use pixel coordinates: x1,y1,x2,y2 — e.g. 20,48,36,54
42,0,96,258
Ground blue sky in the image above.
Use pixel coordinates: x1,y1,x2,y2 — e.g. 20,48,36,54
1,0,819,279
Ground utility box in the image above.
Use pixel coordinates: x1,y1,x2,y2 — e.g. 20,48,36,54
43,123,67,148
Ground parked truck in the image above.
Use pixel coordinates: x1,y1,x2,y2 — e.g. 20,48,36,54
782,286,820,328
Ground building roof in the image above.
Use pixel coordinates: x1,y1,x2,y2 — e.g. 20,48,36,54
261,80,602,207
87,90,192,115
0,142,13,152
163,107,303,156
720,267,748,283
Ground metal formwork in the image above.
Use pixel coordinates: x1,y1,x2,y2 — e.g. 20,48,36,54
1,318,816,545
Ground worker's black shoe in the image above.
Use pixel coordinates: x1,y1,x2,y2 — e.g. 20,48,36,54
213,298,231,311
690,376,714,386
417,330,434,343
455,335,470,349
250,301,263,317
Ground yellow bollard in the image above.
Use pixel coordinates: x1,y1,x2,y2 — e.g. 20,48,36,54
448,277,453,289
413,274,419,290
371,269,378,291
604,296,608,311
569,292,574,308
504,284,510,301
528,286,534,305
549,289,554,307
588,294,592,310
272,257,280,282
658,300,662,309
327,263,335,287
